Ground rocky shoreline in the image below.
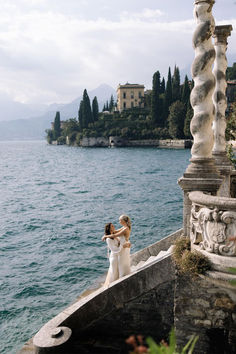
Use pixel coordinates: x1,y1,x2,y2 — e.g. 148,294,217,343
60,136,193,148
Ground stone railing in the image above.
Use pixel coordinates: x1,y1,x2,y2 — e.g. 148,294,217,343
189,191,236,257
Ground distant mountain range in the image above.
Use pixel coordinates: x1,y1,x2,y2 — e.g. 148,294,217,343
0,84,116,140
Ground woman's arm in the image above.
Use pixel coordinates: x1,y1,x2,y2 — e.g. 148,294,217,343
106,238,122,253
113,227,123,233
102,227,128,241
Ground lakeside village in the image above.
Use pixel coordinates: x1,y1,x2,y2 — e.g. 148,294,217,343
46,63,236,150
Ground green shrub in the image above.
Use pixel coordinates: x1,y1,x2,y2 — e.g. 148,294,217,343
172,237,211,275
45,129,53,144
226,143,236,169
57,136,66,145
172,237,190,268
68,131,77,143
181,250,211,275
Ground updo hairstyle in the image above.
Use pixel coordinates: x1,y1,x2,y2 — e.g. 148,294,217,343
119,215,132,230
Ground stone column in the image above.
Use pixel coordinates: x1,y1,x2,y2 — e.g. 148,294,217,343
178,0,222,237
212,25,233,197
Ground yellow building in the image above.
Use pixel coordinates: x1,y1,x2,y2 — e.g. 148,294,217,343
117,83,145,111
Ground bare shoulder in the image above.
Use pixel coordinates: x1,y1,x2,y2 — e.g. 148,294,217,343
124,227,131,240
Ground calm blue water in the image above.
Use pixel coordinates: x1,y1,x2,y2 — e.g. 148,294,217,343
0,141,190,353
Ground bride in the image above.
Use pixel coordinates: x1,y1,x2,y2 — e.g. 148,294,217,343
102,215,131,285
103,223,121,286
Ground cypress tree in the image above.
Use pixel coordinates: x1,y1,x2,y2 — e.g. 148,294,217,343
164,67,173,119
78,100,84,128
160,77,165,94
168,100,185,139
92,96,99,122
184,102,193,139
172,65,181,102
151,71,162,126
82,89,93,127
53,111,61,140
109,95,114,112
182,75,191,107
102,104,106,112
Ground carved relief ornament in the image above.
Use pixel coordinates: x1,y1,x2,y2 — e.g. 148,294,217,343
190,204,236,256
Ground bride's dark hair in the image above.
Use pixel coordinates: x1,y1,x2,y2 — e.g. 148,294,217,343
105,223,112,235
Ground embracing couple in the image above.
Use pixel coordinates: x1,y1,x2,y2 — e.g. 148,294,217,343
102,215,131,287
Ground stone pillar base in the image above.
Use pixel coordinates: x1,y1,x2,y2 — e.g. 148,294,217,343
178,158,222,237
184,157,221,180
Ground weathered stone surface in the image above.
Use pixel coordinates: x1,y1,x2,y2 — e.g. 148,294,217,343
212,25,233,154
80,137,109,147
212,25,233,197
186,309,206,319
190,0,216,160
63,262,175,353
214,297,235,310
174,273,236,354
194,298,210,308
194,319,212,327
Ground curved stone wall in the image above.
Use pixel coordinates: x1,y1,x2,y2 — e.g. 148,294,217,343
30,230,182,353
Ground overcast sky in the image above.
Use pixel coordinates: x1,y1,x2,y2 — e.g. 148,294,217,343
0,0,235,105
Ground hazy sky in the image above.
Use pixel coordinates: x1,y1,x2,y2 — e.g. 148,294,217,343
0,0,235,105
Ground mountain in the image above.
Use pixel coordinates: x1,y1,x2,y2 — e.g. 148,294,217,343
0,84,116,140
0,95,49,122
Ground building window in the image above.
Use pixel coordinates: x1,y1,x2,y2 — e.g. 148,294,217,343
131,101,134,108
139,91,142,98
131,91,134,99
123,102,126,109
123,92,126,99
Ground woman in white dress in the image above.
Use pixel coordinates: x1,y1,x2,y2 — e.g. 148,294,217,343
104,223,121,286
102,215,131,279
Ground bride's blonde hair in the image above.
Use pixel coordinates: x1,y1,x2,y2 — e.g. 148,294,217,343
119,214,131,230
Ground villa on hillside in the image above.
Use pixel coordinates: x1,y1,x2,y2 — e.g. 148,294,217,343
117,83,145,111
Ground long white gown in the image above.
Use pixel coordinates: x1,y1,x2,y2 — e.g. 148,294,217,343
104,236,131,287
104,238,122,287
118,235,131,277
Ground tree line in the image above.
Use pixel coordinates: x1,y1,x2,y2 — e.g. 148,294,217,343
147,66,193,139
46,62,235,145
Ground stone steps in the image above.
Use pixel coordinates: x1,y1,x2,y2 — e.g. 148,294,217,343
131,245,174,272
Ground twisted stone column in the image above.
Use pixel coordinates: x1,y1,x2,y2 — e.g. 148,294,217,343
190,0,216,161
212,25,233,197
178,0,222,236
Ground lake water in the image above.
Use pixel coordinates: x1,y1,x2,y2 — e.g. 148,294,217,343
0,140,190,353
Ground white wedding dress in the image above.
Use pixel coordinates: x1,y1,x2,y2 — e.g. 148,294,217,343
104,235,131,287
118,235,131,277
104,238,121,287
